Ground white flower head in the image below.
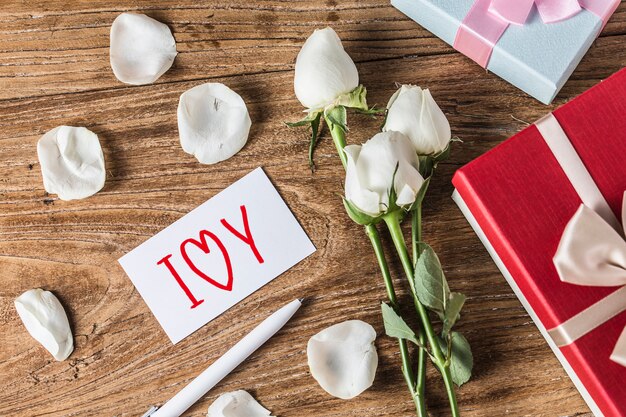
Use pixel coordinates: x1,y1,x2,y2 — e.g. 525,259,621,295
110,13,177,85
344,131,424,217
14,289,74,361
207,390,274,417
37,126,106,201
383,85,451,155
178,82,251,165
307,320,378,400
294,27,359,110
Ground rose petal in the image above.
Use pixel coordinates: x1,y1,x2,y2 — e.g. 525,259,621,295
393,140,424,207
37,126,106,201
110,13,177,85
14,289,73,361
307,320,378,399
207,390,274,417
420,89,451,151
178,82,251,165
344,145,381,217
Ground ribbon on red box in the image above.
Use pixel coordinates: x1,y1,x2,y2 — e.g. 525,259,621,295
534,113,626,367
453,0,620,68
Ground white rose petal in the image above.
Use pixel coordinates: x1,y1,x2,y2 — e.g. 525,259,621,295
294,27,359,110
110,13,177,85
37,126,106,201
178,82,251,165
14,289,74,361
383,85,451,155
207,390,274,417
307,320,378,400
344,131,424,217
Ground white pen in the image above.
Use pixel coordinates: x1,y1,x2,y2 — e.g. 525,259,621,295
142,298,303,417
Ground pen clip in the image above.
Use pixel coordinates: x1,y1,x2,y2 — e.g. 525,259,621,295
141,406,159,417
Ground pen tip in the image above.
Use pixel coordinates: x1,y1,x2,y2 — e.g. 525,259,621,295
298,297,306,303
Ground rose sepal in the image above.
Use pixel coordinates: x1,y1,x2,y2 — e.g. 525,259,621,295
286,111,323,169
334,84,369,111
408,176,432,213
342,197,383,226
417,137,460,178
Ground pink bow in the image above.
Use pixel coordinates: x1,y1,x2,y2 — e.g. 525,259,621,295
489,0,582,25
454,0,618,68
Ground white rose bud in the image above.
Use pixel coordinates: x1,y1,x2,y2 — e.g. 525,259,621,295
383,85,451,155
294,27,359,110
344,131,424,217
14,289,74,361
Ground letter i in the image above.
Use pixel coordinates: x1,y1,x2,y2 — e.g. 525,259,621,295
157,254,205,309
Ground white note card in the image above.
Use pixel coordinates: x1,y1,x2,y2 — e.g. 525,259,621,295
119,168,316,343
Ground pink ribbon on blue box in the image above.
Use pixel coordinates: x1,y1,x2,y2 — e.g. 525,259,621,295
454,0,620,68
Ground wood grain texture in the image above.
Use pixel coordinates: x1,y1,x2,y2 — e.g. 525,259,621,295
0,1,625,416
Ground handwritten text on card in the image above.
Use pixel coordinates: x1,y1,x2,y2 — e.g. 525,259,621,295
119,168,315,343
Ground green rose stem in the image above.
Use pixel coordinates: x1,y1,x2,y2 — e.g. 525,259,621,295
411,204,428,404
326,114,427,417
327,119,348,168
385,210,460,417
412,204,422,262
366,224,427,417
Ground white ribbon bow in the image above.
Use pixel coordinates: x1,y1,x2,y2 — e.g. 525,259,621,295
553,192,626,367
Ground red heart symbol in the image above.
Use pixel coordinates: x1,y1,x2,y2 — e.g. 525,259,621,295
180,230,234,292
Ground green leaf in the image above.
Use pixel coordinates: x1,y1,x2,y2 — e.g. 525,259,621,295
442,292,466,336
324,105,348,132
381,302,421,346
413,242,450,316
342,197,379,226
336,84,368,111
440,332,473,386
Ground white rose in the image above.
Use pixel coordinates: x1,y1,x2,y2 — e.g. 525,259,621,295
344,131,424,217
383,85,451,155
14,289,74,361
294,27,359,110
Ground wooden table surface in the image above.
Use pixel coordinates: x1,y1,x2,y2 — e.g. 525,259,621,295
1,1,625,416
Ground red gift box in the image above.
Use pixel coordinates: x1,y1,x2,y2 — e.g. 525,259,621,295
452,68,626,417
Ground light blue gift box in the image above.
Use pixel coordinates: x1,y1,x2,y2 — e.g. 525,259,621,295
391,0,607,104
